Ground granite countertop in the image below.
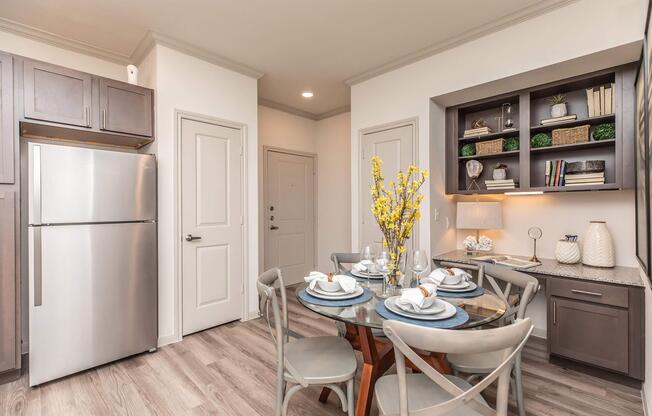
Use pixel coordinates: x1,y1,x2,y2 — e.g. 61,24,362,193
433,250,644,287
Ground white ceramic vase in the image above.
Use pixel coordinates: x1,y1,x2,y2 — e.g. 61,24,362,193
582,221,615,268
555,240,581,264
493,168,507,180
551,103,567,118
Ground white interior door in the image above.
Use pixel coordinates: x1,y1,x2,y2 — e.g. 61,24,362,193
360,124,414,249
264,150,315,286
181,118,243,336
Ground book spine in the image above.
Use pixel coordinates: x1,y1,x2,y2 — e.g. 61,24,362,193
611,82,615,114
550,160,556,187
605,86,612,114
594,90,601,116
600,85,606,116
586,88,594,117
560,160,567,186
555,160,562,186
545,160,550,187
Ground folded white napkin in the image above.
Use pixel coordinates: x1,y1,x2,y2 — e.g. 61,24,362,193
421,267,471,285
352,260,373,273
304,271,358,293
397,283,438,312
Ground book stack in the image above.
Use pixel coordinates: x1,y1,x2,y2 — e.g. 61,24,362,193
586,84,615,117
564,172,605,186
545,160,568,186
485,179,516,190
540,114,577,125
463,126,492,137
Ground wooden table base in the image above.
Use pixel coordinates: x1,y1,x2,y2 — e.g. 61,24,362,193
319,323,452,416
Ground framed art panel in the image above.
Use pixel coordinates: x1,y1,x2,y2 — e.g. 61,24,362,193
636,38,649,274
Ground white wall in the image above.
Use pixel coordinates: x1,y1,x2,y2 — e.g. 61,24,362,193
258,105,351,274
351,0,645,341
141,45,259,345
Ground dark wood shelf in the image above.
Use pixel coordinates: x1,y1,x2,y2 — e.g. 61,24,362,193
530,183,620,192
458,150,519,161
530,114,615,133
530,139,615,154
455,188,520,195
458,129,519,143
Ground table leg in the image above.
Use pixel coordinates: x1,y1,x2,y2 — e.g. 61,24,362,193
355,326,394,416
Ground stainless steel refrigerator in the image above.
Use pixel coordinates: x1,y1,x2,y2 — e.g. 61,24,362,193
27,142,157,386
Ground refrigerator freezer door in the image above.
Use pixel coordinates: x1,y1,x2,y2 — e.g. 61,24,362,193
28,222,157,386
28,143,156,225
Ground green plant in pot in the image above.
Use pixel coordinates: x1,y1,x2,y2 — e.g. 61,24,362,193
493,163,508,180
531,132,552,148
548,94,568,118
504,137,519,151
460,143,476,157
592,123,615,141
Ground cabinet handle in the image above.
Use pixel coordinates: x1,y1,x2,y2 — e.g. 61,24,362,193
552,301,557,325
101,109,106,129
571,289,603,297
34,227,42,307
84,107,90,127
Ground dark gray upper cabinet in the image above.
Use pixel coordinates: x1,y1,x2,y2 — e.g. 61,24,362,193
23,60,92,128
0,53,13,184
99,79,152,137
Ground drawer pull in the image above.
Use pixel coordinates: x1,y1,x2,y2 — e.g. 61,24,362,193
553,301,557,325
571,289,603,297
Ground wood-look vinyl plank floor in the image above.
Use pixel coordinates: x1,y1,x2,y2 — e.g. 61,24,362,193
0,291,644,416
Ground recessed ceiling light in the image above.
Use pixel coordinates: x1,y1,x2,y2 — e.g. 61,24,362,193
301,91,314,98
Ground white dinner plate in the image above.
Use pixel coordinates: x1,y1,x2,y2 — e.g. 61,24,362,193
385,297,457,321
306,286,364,300
437,281,478,293
437,280,471,290
394,298,446,315
350,269,384,279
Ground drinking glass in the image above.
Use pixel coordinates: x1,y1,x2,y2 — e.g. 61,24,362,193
374,251,392,298
360,245,374,287
410,249,429,286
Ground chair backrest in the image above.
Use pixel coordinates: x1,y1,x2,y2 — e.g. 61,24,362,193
482,264,539,323
257,268,289,350
331,252,361,274
384,318,534,416
438,261,485,286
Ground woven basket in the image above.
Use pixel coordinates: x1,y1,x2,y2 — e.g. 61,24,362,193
476,138,505,155
552,125,590,146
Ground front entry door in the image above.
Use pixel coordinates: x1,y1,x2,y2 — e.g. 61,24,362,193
181,118,243,336
360,123,414,248
264,150,315,286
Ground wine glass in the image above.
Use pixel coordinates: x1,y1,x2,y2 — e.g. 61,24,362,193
410,250,429,287
361,245,374,287
374,250,391,298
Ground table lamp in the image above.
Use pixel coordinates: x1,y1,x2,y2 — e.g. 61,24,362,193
456,202,503,253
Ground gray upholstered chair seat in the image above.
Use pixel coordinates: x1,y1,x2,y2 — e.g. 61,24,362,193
375,374,489,416
284,336,357,384
447,349,506,374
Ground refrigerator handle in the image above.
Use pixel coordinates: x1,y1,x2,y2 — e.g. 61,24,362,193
33,227,42,306
32,145,42,225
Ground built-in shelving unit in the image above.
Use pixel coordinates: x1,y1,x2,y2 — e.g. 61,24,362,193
443,64,635,195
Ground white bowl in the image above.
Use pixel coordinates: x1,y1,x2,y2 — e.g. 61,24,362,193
420,296,436,309
317,279,341,292
442,274,462,285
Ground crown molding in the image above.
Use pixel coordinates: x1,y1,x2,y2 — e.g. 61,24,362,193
258,98,350,121
345,0,579,85
130,30,264,79
0,17,132,64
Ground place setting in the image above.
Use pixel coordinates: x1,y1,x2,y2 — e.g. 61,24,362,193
298,271,375,307
375,282,469,328
415,266,485,298
346,245,385,285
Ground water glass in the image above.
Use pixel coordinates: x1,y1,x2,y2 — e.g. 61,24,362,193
410,249,429,285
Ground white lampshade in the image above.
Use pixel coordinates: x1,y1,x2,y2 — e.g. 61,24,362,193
456,202,503,230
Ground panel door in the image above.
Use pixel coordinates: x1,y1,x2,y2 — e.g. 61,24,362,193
23,60,92,128
0,192,16,373
264,150,315,285
181,118,243,335
99,79,153,137
0,53,13,184
360,124,414,249
550,296,629,373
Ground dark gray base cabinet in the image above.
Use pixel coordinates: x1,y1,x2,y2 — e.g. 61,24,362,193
547,276,643,380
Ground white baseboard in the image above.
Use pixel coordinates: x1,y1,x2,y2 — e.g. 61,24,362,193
245,310,261,321
532,327,547,339
157,334,181,347
643,384,650,416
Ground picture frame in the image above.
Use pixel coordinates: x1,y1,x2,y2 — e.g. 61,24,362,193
636,36,649,274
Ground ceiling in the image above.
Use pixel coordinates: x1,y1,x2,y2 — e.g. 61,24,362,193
0,0,575,119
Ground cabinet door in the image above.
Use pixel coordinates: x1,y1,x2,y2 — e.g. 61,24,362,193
0,192,16,373
0,53,13,184
99,79,152,137
23,60,92,128
550,296,628,373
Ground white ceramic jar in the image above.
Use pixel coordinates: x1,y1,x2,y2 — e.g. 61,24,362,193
551,103,567,118
555,240,581,264
582,221,615,268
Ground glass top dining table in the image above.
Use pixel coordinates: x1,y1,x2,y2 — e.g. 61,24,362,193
295,279,508,330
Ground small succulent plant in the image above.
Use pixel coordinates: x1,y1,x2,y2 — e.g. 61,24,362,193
494,163,508,169
548,94,567,105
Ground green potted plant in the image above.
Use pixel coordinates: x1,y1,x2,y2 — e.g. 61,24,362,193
493,163,508,180
531,132,552,148
460,143,475,157
592,123,615,141
504,137,519,151
548,94,568,118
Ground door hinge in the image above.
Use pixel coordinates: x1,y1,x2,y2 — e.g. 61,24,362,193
240,145,243,156
240,215,244,225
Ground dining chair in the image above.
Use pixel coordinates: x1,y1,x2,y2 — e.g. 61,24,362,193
257,268,357,416
446,264,539,416
376,317,534,416
331,252,361,273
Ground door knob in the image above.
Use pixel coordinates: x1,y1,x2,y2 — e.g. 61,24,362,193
185,234,202,241
270,225,279,230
